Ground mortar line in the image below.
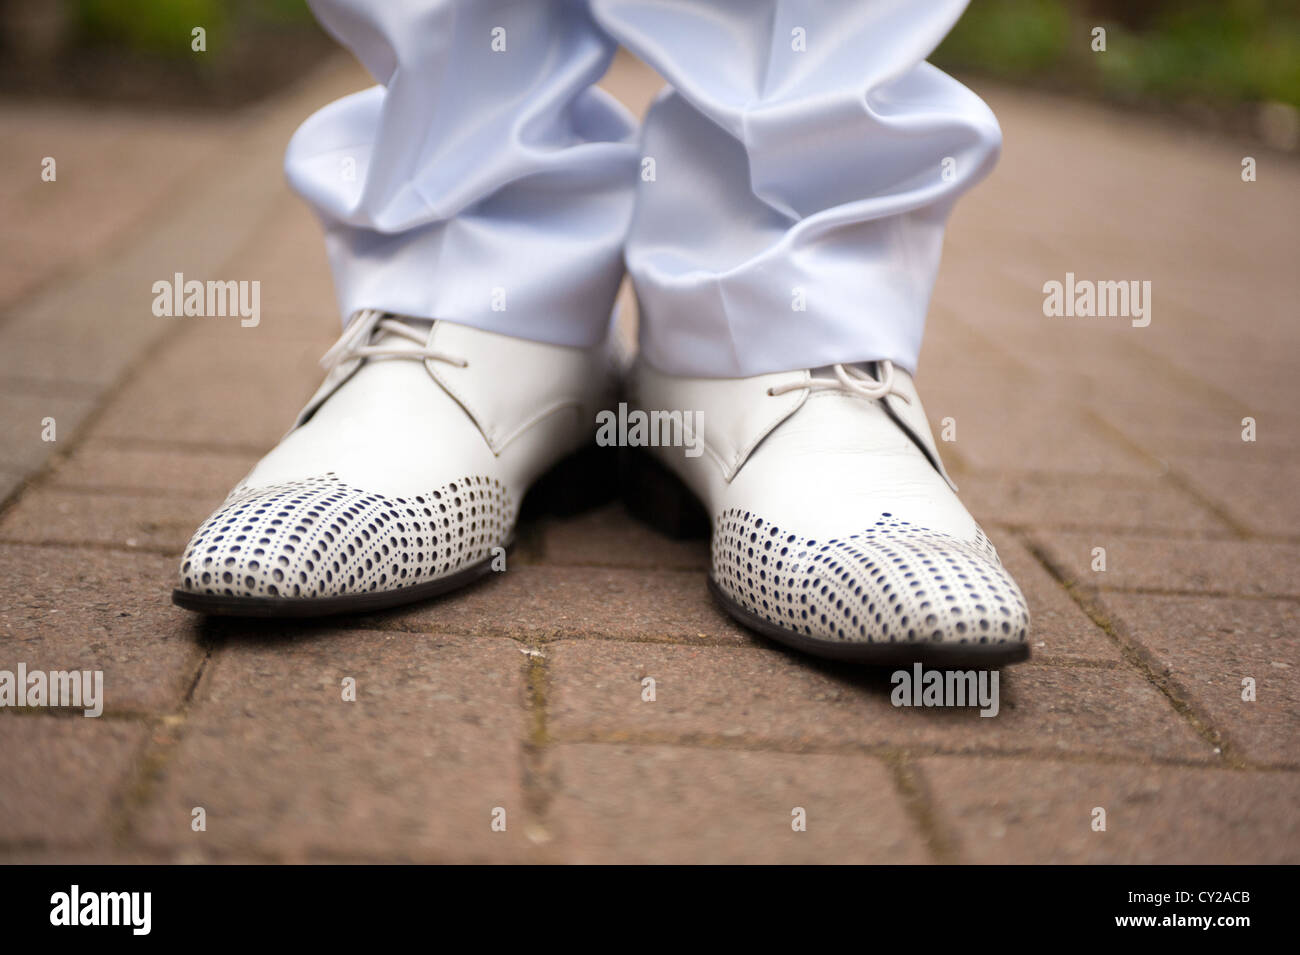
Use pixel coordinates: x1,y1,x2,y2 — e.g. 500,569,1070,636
1017,530,1248,769
107,629,225,849
881,749,962,863
520,635,557,846
1084,409,1254,540
547,730,1297,772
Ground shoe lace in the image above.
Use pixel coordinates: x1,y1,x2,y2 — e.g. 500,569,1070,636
320,308,468,372
767,360,911,404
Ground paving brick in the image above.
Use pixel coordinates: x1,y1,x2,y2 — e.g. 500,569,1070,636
921,757,1300,863
0,389,98,473
960,471,1230,536
0,104,229,315
993,536,1121,662
0,717,148,847
1162,455,1300,538
1160,351,1300,418
215,199,339,327
919,299,1028,385
921,383,1160,478
0,317,169,394
546,641,1212,762
0,238,55,313
1099,593,1300,766
1151,271,1300,353
363,564,760,647
547,743,929,863
89,329,325,450
48,444,255,497
1099,402,1300,462
0,470,24,504
537,504,708,570
0,101,313,397
0,487,214,554
133,630,536,862
0,544,204,713
1034,531,1300,597
927,301,1224,438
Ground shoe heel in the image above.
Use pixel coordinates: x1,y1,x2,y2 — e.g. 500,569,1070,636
521,443,618,519
620,447,710,539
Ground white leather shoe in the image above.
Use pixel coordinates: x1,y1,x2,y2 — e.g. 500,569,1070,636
625,359,1030,666
174,310,614,616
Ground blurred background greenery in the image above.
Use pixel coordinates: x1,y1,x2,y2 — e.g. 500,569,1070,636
934,0,1300,110
74,0,313,53
0,0,330,107
1,0,1297,144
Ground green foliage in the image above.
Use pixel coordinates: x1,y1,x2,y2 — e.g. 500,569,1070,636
250,0,320,26
935,0,1072,79
1102,1,1300,106
75,0,316,57
67,0,1300,108
934,0,1300,108
77,0,225,54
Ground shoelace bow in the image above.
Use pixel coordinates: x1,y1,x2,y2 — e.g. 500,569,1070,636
767,360,911,403
320,308,467,372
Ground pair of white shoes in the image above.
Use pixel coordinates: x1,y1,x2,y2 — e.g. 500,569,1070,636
174,310,1030,666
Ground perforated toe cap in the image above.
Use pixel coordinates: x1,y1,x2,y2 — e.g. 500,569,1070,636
712,510,1030,648
178,474,513,601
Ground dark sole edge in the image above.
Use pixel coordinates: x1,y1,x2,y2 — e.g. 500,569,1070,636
709,566,1031,668
172,554,496,619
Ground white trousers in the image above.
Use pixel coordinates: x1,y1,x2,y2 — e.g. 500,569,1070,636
287,0,1000,377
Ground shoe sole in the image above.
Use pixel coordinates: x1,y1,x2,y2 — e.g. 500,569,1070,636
173,443,617,619
172,555,496,618
622,447,1031,667
708,576,1030,667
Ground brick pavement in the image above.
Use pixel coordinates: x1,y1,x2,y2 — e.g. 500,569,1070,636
1,52,1297,863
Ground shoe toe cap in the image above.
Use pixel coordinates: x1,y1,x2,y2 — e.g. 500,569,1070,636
713,510,1030,651
177,474,512,601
